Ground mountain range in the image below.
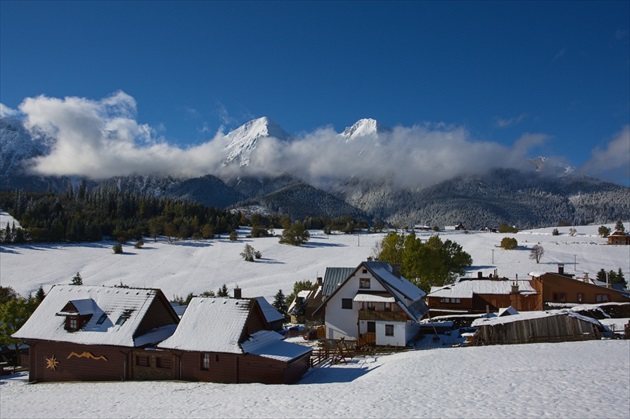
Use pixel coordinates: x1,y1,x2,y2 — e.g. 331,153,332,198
1,116,628,228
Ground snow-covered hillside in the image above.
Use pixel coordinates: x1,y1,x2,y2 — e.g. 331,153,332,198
1,211,628,302
1,340,628,418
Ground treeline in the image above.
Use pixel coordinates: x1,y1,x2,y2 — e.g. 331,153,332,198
0,184,378,244
0,184,242,243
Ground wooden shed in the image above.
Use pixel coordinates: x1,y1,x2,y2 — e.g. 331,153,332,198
470,310,606,346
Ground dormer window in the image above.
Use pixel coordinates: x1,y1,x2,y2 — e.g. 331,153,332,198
115,315,128,326
57,299,96,332
67,316,79,332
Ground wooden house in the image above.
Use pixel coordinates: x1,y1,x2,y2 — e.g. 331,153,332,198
157,297,312,384
529,268,630,307
288,278,323,324
313,261,428,348
12,285,180,383
470,310,606,345
427,275,540,316
608,230,630,245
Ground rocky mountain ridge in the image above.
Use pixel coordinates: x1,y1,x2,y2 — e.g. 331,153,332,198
1,116,628,228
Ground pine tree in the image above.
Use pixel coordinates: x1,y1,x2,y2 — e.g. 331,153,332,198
615,219,625,232
71,272,83,285
273,290,288,316
35,286,46,303
217,284,229,297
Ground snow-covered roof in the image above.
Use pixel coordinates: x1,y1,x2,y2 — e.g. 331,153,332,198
471,309,605,328
353,294,395,303
13,285,176,347
255,297,285,324
158,297,251,353
241,330,311,362
428,280,536,299
363,261,426,301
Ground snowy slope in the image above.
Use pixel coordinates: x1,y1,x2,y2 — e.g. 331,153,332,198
0,340,628,418
0,117,52,176
1,210,628,303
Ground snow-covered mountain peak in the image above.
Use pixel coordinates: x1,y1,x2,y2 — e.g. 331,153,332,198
341,118,388,142
0,117,53,176
222,117,292,167
527,156,575,176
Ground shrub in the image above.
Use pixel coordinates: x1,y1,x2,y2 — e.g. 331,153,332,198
500,237,518,250
598,226,611,238
134,239,144,249
552,228,559,236
229,231,238,241
112,243,123,254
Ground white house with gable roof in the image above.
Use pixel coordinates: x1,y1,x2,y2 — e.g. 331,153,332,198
314,261,428,347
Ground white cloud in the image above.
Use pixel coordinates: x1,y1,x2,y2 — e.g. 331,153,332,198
581,125,630,185
495,113,528,128
0,103,19,118
16,92,551,187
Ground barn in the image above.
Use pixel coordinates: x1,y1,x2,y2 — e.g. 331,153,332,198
470,310,608,346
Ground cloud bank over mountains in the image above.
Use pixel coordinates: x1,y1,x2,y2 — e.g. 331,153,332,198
3,92,628,188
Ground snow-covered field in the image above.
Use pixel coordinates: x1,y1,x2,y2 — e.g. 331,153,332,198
1,212,629,418
1,340,628,418
1,211,628,302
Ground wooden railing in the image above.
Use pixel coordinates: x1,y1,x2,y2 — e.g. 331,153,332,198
358,310,407,322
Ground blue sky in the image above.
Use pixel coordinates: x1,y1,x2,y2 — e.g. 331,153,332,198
1,1,629,186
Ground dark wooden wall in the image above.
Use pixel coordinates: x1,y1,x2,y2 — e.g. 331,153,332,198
27,341,129,382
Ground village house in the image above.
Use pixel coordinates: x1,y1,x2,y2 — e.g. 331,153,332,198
427,273,540,316
13,285,312,384
607,230,630,245
158,296,311,384
13,285,180,383
288,278,323,324
427,265,630,316
529,265,630,307
314,261,428,348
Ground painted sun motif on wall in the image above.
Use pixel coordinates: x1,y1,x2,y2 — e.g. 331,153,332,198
45,355,59,370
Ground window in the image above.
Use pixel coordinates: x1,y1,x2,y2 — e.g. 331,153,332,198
136,356,149,367
384,302,391,312
385,324,394,336
367,302,375,311
201,353,210,370
596,294,609,302
68,317,78,331
342,298,353,309
552,293,566,302
115,314,129,326
156,357,171,369
577,293,584,303
359,278,371,289
362,269,368,274
96,313,108,325
367,321,375,333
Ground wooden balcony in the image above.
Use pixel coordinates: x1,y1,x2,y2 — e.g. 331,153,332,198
358,309,407,322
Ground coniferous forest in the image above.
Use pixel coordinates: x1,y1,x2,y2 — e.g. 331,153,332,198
0,183,372,244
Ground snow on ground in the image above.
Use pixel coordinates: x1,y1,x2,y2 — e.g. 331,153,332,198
1,340,628,418
0,211,628,303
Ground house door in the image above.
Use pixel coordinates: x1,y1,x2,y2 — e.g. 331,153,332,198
367,321,375,333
